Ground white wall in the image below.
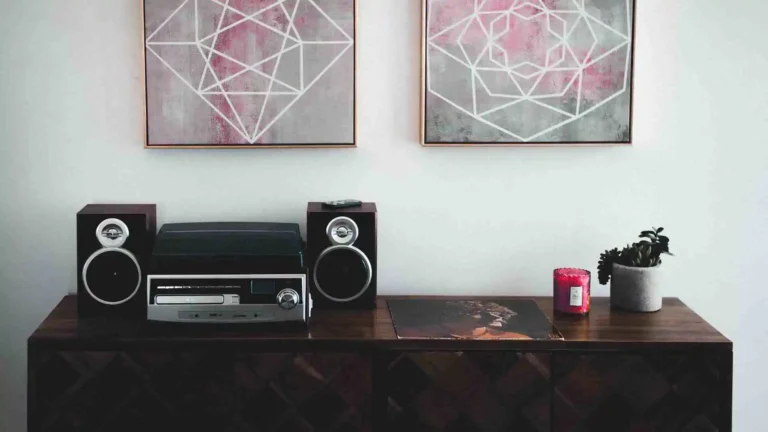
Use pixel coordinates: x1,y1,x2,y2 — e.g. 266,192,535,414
1,0,766,430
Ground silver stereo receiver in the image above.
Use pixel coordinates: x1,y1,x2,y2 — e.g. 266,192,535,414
147,223,311,324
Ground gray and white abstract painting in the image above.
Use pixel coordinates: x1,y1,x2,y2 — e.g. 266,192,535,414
144,0,355,146
424,0,635,144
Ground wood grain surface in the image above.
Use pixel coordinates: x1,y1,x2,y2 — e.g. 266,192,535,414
30,295,730,351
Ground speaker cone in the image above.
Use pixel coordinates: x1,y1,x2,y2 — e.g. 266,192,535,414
95,218,130,248
313,245,372,302
82,248,141,305
326,217,358,246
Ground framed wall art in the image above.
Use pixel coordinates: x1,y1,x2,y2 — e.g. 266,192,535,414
143,0,356,148
421,0,637,146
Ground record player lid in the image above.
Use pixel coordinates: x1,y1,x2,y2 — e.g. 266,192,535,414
153,222,304,258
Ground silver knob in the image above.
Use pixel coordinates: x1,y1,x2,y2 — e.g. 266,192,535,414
277,289,299,310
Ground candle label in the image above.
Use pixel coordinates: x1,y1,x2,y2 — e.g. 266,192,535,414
569,286,583,307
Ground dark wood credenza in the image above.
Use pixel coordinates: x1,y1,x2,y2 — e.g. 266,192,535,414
28,296,732,432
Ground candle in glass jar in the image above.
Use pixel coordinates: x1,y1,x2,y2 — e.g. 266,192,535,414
553,268,591,315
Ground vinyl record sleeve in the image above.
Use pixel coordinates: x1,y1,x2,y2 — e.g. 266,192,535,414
388,299,563,340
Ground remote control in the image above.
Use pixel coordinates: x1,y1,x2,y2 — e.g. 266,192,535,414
322,199,363,209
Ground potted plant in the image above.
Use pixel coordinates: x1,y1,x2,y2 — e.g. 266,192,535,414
597,227,673,312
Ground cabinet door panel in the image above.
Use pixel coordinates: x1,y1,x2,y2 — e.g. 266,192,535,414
28,350,372,432
386,351,551,432
552,353,732,432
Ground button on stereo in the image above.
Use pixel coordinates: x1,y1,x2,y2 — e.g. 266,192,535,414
178,311,273,321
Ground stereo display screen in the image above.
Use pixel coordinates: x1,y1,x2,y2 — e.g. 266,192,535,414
250,280,276,295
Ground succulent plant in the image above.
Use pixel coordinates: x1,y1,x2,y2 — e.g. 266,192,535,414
597,227,673,285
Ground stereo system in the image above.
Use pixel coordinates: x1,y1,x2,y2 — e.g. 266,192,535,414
147,222,310,324
75,201,376,321
76,204,156,317
306,202,377,309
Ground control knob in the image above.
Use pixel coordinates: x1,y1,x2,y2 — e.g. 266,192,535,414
277,289,299,310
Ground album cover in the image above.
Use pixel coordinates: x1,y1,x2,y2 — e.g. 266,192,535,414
387,299,562,340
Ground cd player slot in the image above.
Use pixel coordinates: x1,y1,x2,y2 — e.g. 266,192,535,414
156,295,225,305
155,294,241,305
156,285,241,290
153,279,244,290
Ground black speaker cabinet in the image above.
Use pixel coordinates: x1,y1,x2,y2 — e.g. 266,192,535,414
307,202,377,309
77,204,156,318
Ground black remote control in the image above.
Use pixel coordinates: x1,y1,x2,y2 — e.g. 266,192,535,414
322,199,363,209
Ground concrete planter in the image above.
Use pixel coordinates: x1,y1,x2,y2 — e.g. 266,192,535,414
610,263,663,312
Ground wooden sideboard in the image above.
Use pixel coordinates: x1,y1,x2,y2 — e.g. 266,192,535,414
28,296,732,432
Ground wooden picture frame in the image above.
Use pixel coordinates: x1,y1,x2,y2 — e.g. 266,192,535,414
420,0,637,147
142,0,357,149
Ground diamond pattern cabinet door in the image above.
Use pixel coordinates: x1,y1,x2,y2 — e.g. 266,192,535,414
385,352,552,432
28,350,372,432
552,353,733,432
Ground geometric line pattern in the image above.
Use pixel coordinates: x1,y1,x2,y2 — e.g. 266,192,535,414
427,0,632,142
146,0,353,144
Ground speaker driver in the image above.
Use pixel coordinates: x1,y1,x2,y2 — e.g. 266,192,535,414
96,218,130,248
326,217,358,246
82,248,142,305
313,245,372,303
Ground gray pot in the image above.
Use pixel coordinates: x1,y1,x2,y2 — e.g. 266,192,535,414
610,263,663,312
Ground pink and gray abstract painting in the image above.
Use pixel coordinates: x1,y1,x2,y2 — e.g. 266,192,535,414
144,0,355,146
425,0,635,144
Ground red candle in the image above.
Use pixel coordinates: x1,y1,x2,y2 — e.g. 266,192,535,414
553,268,591,315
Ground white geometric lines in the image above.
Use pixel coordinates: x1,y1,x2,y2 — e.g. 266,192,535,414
510,2,545,19
146,0,194,43
427,0,632,142
147,0,353,144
